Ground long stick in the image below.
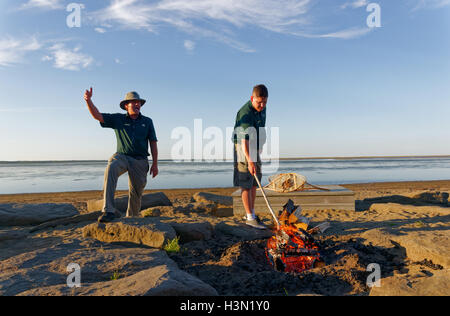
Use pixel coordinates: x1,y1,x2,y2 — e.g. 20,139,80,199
254,174,281,230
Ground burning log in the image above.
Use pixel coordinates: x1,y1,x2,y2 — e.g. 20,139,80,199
266,199,328,273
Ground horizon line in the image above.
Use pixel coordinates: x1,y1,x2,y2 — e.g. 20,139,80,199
2,154,450,163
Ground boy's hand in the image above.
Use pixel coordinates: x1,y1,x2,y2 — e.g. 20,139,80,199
248,161,256,176
84,87,93,101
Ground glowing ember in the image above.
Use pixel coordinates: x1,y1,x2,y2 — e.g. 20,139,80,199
265,200,325,273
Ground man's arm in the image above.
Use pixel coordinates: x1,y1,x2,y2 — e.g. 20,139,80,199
149,141,158,178
84,87,104,123
241,139,256,176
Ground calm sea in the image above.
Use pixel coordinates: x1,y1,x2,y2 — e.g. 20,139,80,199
1,157,450,194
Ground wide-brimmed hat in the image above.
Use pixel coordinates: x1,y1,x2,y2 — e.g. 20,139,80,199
120,91,146,110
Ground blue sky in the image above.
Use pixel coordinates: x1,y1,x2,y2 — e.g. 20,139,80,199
0,0,449,160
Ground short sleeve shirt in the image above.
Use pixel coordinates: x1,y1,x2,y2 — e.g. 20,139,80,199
100,113,157,158
233,101,266,149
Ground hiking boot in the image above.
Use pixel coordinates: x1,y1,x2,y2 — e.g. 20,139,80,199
98,212,116,223
245,218,267,230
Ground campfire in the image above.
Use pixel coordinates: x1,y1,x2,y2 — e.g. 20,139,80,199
265,200,329,273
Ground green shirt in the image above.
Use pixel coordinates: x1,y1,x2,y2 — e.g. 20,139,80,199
233,100,266,149
100,113,157,159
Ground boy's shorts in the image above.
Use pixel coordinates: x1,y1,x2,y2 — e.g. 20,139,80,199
233,144,262,189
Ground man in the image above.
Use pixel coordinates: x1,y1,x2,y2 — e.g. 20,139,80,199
233,84,268,229
84,88,159,222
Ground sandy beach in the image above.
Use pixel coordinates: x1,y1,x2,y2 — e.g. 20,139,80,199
0,180,449,296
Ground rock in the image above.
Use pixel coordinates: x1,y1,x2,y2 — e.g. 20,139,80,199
29,211,102,233
214,208,234,218
141,208,162,218
0,203,79,227
410,191,449,206
86,192,172,213
0,229,28,242
82,218,176,249
361,228,450,269
393,231,450,268
368,203,450,216
193,192,233,207
370,269,450,296
215,221,273,240
169,222,214,243
0,241,217,296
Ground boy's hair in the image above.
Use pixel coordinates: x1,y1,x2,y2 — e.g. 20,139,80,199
252,84,268,98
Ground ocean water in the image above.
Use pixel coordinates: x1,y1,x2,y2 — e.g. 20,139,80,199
1,157,450,194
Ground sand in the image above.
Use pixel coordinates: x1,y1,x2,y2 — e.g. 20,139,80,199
0,180,449,296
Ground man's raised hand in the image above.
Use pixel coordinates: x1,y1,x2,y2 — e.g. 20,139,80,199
84,87,93,102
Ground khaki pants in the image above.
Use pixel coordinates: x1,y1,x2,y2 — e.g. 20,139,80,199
102,153,149,217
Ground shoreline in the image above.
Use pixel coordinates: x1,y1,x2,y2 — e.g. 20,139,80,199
2,154,450,163
1,179,450,205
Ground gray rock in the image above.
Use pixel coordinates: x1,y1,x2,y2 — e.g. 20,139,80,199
193,192,233,207
169,222,214,243
0,241,217,296
87,192,172,213
0,203,79,227
0,229,28,242
29,211,102,233
370,269,450,296
215,221,273,240
410,191,449,206
82,218,176,249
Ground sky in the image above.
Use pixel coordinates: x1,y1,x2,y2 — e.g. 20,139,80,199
0,0,449,161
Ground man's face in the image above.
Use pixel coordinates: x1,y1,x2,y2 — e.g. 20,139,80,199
251,95,268,112
125,100,142,116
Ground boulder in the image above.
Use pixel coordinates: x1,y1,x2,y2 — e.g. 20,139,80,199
193,192,232,207
169,222,214,243
0,203,79,227
86,192,172,213
82,218,176,249
370,269,450,296
0,241,217,296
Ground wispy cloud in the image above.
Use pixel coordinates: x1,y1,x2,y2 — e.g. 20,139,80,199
341,0,369,9
43,44,94,71
412,0,450,10
91,0,374,52
0,37,42,66
95,27,107,34
184,40,195,52
317,27,373,39
19,0,64,10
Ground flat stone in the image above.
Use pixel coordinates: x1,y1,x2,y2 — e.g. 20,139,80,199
0,203,79,227
193,192,233,207
393,231,450,268
215,221,273,240
361,226,450,269
169,222,214,243
0,241,217,296
82,218,176,249
86,192,172,213
232,185,355,216
0,229,28,242
370,269,450,296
